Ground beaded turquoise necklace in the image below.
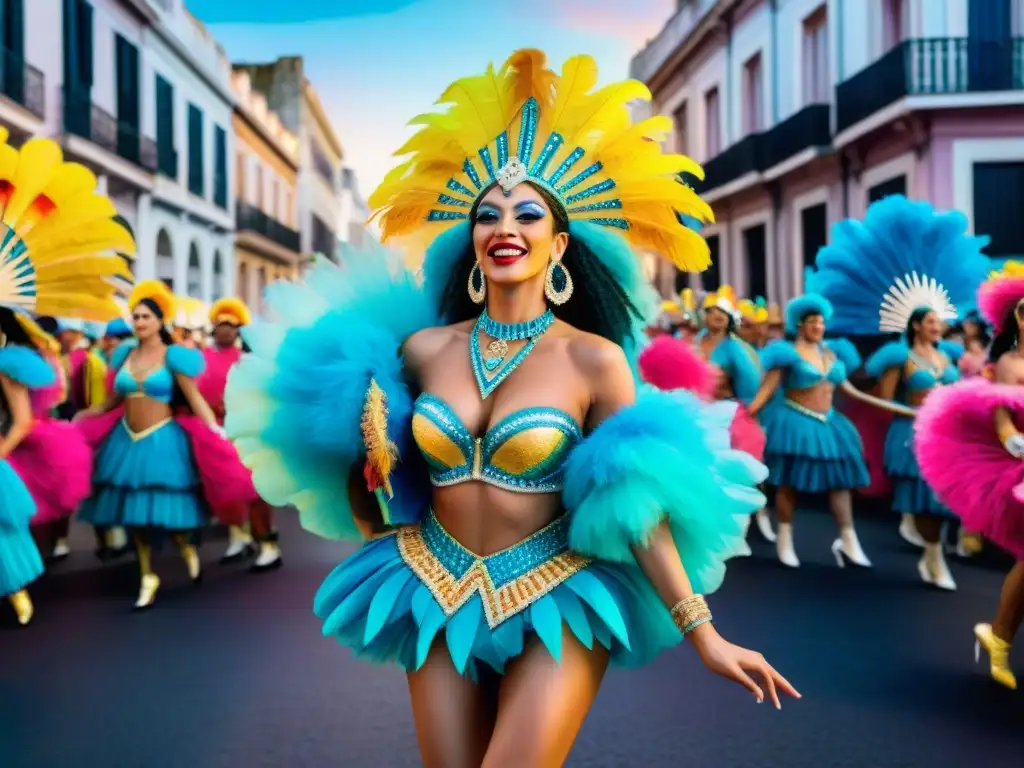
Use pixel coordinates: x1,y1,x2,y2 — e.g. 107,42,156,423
470,308,555,399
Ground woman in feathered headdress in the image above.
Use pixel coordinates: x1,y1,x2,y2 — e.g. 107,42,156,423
915,262,1024,688
0,130,132,625
737,296,769,349
748,294,888,568
74,280,254,610
225,49,797,762
198,297,277,572
808,196,990,591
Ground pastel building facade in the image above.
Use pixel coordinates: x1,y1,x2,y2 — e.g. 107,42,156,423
632,0,1024,302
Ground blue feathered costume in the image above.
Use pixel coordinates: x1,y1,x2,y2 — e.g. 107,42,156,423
807,196,990,519
758,295,871,493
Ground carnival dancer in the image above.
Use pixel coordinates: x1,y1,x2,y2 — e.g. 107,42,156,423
99,318,133,364
737,297,769,349
915,262,1024,688
807,196,990,590
198,298,278,571
76,280,253,610
0,129,133,624
226,49,797,765
748,294,890,568
766,303,784,342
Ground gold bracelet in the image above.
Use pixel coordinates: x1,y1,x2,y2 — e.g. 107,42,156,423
670,595,712,635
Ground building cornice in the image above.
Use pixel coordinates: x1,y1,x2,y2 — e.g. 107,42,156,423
145,22,234,109
233,109,298,172
303,84,343,161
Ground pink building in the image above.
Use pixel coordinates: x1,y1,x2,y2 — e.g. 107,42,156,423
632,0,1024,302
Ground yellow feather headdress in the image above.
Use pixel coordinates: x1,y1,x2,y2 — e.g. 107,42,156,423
737,298,769,324
703,285,738,316
209,297,251,327
0,129,135,323
368,49,714,271
128,279,176,322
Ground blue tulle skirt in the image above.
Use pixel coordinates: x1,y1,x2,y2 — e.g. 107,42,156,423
884,415,951,517
0,460,43,596
314,512,680,679
78,419,206,530
761,399,870,493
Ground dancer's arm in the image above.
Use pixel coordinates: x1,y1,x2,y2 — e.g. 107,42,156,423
992,357,1023,450
747,369,781,416
0,375,33,458
584,341,798,708
174,373,219,429
838,377,916,417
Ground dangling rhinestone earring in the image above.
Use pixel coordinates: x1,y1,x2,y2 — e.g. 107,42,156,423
544,261,573,305
468,262,486,304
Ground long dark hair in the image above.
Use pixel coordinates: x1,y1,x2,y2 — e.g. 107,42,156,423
0,309,37,349
437,182,643,346
704,306,737,335
134,298,189,409
905,307,939,347
989,307,1019,362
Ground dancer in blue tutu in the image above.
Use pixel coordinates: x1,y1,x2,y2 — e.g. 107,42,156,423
76,280,242,611
226,49,798,765
750,294,901,569
806,195,990,591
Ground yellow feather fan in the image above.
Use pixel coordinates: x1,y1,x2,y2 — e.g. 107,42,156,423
0,129,135,322
128,279,176,322
209,297,251,327
369,49,714,272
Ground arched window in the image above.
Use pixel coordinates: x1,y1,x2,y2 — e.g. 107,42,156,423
213,250,224,299
187,242,201,297
156,229,174,290
113,215,135,273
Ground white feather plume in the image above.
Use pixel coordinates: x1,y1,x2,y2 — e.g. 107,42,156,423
878,271,957,333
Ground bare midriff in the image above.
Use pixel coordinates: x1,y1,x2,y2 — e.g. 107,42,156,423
905,388,933,408
786,380,834,415
123,395,173,434
432,485,564,558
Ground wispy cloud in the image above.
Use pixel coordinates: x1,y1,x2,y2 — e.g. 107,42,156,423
185,0,424,23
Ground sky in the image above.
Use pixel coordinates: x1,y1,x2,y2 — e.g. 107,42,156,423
189,0,676,201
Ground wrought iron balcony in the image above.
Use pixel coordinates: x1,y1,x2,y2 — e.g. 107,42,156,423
236,201,301,253
693,134,765,194
837,37,1024,134
760,104,831,171
0,46,45,119
116,120,159,172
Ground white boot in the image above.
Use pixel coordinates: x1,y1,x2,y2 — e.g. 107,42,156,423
52,538,71,559
899,513,924,547
755,508,776,542
918,542,956,591
831,525,872,568
107,526,128,551
250,538,282,573
776,522,800,568
220,525,253,563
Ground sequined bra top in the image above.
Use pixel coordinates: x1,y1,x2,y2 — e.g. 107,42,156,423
411,393,583,492
903,351,958,393
113,362,175,403
784,348,847,390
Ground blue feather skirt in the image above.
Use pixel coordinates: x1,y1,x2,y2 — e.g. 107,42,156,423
761,399,870,493
884,416,951,518
0,460,43,596
78,419,206,530
314,512,680,679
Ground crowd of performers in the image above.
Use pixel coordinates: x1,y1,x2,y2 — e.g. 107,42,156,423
5,49,1024,764
0,129,280,627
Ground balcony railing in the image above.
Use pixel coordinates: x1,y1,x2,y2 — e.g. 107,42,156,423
629,0,718,83
837,37,1024,134
694,134,765,194
760,104,831,171
236,201,301,253
0,47,45,119
116,120,158,172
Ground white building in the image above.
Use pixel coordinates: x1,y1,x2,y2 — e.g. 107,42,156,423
339,167,372,247
234,57,345,261
139,0,235,300
632,0,1024,303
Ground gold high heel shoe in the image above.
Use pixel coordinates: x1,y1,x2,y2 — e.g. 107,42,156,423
8,590,33,626
134,573,160,611
974,623,1017,690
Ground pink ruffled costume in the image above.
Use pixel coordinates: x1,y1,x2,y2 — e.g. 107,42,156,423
638,335,766,460
914,273,1024,558
12,354,93,525
198,345,260,523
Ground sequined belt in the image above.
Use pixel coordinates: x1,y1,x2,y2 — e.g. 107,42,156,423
122,417,172,442
395,511,592,629
783,398,829,423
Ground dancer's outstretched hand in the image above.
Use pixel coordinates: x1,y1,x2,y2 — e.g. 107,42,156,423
689,623,800,709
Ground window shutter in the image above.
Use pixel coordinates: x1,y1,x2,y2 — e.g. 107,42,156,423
78,0,93,87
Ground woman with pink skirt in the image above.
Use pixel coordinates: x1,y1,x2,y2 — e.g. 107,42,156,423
916,262,1024,690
